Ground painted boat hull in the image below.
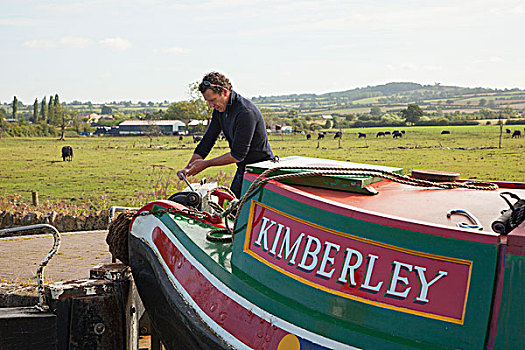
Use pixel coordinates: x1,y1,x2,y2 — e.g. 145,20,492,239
129,161,525,349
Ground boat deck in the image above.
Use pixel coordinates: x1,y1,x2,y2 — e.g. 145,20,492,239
289,180,525,235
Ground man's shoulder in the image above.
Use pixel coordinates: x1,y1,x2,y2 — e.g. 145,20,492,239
233,92,260,116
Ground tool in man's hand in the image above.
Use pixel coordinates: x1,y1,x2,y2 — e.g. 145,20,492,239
180,172,195,192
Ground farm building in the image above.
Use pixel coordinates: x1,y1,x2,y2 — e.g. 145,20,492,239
118,120,186,135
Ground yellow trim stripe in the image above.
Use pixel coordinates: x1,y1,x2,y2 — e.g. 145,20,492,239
243,200,472,324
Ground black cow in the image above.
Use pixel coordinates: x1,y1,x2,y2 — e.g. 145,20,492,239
317,133,325,140
61,146,73,161
506,128,511,134
512,130,521,138
193,136,202,143
384,131,391,135
358,132,366,138
306,134,311,140
441,130,451,135
179,135,183,141
334,131,342,139
376,132,385,138
393,131,403,138
401,130,405,134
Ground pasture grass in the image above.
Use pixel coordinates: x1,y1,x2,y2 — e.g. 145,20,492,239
0,124,524,212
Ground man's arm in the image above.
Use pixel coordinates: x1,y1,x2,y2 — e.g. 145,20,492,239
177,152,238,178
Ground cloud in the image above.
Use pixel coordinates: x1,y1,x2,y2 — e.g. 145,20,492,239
0,18,36,26
98,37,132,51
59,37,93,49
22,40,57,49
22,37,93,49
472,56,504,64
154,47,192,55
386,63,442,72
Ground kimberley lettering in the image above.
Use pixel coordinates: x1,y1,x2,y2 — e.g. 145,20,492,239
253,216,448,304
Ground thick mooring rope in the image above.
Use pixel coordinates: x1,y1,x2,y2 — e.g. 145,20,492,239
215,165,499,242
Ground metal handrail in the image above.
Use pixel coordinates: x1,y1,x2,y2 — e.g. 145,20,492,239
109,206,140,224
0,224,61,311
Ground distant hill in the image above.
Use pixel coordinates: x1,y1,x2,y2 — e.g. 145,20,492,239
252,82,525,116
3,82,525,120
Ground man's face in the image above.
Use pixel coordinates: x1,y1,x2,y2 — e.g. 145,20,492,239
202,88,229,113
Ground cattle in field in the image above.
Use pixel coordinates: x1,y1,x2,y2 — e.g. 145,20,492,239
385,131,391,135
506,128,511,134
358,132,366,138
334,131,342,139
317,133,325,140
376,132,385,138
512,130,521,138
179,135,183,141
306,134,311,140
393,131,403,138
193,136,202,143
401,130,405,134
61,146,73,161
441,130,451,135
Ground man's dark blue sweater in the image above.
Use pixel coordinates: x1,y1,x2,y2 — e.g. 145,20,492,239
193,90,274,197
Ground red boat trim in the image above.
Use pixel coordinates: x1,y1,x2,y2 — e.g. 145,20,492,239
145,222,358,350
244,200,472,324
130,200,226,229
243,173,500,245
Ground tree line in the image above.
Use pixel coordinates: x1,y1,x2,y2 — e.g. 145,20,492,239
1,94,88,138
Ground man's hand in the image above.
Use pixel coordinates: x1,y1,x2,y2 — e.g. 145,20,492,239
185,159,208,177
177,154,205,180
176,168,188,180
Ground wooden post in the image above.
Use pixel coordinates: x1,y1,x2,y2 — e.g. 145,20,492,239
32,191,39,206
499,119,503,149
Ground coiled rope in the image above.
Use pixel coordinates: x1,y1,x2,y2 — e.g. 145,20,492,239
207,165,499,242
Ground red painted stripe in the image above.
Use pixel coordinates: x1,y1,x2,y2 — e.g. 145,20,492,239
151,226,290,349
243,173,500,245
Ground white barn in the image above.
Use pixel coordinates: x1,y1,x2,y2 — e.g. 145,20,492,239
118,120,186,135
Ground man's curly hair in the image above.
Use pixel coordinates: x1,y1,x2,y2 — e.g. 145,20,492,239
198,72,233,94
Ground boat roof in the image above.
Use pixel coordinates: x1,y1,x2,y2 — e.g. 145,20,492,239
245,156,525,237
297,180,524,233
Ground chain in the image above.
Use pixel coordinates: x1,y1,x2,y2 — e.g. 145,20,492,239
134,206,207,220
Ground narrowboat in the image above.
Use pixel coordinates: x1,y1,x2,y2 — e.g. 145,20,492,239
127,156,525,349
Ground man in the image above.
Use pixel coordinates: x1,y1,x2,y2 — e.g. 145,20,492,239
177,72,274,198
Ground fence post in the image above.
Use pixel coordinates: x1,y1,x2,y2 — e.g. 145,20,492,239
32,191,39,206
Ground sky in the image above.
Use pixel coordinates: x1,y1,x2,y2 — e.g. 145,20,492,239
2,0,525,104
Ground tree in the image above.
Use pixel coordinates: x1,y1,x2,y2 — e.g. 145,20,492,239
0,108,6,138
260,108,278,130
187,81,212,121
12,96,18,119
33,98,39,123
287,109,298,118
41,97,47,122
53,105,77,140
401,104,423,124
370,106,381,116
48,95,55,123
101,105,112,115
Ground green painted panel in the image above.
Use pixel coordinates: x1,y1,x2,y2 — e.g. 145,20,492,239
246,156,403,194
494,253,525,349
231,183,499,349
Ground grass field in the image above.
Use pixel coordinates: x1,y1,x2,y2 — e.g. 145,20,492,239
1,124,524,212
